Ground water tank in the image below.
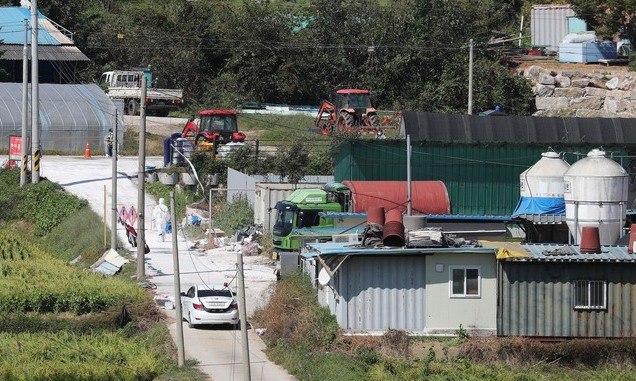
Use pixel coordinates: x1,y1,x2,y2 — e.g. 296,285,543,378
564,149,628,245
342,180,451,215
520,152,570,198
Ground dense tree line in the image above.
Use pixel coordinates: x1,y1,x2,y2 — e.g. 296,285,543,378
21,0,540,114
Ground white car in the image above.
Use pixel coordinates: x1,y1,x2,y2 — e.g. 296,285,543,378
180,284,239,328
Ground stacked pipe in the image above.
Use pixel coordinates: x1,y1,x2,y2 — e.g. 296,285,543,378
383,209,405,247
580,226,601,254
361,206,385,246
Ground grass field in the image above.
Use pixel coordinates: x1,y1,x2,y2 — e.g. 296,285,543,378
0,168,207,380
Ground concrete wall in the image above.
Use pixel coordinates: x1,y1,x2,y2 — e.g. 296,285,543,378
424,253,497,334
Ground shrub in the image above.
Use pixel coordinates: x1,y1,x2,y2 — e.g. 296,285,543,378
18,180,87,236
253,271,340,352
213,195,253,236
0,169,22,221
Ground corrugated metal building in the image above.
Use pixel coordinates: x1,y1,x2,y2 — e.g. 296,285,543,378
333,111,636,215
498,244,636,338
531,4,587,51
302,242,498,335
0,83,124,153
0,7,89,83
333,141,629,216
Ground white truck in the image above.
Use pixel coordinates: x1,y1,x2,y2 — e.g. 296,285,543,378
99,68,183,117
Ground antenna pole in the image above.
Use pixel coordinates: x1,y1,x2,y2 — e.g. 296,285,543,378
467,38,474,115
20,18,28,187
406,134,412,216
237,252,251,381
31,0,40,183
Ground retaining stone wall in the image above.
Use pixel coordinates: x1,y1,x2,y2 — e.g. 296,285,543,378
519,65,636,117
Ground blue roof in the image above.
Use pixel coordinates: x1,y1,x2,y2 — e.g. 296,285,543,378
512,244,636,263
302,241,496,258
319,212,511,222
290,227,364,237
0,7,60,45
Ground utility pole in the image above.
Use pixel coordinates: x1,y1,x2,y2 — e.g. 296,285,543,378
31,0,40,183
237,252,251,381
518,16,524,48
406,134,412,216
137,75,147,279
467,38,474,115
20,19,28,187
171,191,185,367
111,110,118,251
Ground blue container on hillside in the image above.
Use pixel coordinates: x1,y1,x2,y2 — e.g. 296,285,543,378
559,41,617,63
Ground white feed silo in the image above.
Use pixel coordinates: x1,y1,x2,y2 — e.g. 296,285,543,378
520,151,570,198
564,149,628,245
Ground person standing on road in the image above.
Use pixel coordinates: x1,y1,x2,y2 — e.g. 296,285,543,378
105,129,114,157
152,198,170,242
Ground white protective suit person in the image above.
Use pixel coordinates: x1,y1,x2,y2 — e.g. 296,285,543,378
152,198,170,241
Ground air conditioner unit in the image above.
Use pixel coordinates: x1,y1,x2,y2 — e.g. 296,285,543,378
332,233,359,243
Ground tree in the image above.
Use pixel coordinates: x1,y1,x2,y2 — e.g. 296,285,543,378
570,0,636,43
273,141,310,184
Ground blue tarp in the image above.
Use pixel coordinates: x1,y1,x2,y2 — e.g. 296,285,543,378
512,196,565,216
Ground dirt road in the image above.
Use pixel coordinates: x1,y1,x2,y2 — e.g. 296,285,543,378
42,156,294,381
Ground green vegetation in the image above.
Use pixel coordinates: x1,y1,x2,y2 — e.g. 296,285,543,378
255,272,636,381
0,232,146,314
214,195,254,237
33,0,536,115
0,168,206,380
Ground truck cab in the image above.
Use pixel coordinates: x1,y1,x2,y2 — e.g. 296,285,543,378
272,189,343,251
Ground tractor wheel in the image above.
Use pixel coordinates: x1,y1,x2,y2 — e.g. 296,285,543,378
126,99,139,116
337,112,355,135
369,113,380,128
317,120,333,136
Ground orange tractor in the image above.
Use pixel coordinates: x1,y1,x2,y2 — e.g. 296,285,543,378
181,110,246,152
315,89,381,135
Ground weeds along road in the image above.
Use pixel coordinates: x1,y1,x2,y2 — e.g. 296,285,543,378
42,156,295,381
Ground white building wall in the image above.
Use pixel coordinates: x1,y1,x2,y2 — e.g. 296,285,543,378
424,253,497,334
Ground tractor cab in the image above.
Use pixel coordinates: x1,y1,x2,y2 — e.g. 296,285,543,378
335,89,373,112
182,110,246,145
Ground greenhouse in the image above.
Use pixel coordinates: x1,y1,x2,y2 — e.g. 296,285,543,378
0,83,124,153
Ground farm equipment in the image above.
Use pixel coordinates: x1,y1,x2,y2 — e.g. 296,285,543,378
315,89,381,135
181,110,246,152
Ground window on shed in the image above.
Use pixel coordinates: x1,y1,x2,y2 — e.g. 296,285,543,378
449,266,480,298
574,280,606,310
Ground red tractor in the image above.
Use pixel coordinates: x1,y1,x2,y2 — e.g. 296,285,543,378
182,110,246,151
315,89,381,135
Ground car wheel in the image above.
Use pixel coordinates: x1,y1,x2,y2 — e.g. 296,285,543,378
188,312,195,329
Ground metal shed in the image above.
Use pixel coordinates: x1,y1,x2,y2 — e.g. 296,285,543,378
302,242,498,335
498,244,636,338
0,83,124,153
531,4,585,51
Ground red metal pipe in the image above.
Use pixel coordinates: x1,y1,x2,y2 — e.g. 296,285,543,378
580,226,601,254
367,206,385,225
383,209,405,247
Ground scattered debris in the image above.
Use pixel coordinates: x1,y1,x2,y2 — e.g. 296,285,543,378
91,249,129,276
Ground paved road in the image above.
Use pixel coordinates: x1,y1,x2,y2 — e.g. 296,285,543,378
42,156,295,381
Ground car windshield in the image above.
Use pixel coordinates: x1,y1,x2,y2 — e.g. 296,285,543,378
200,115,237,133
197,289,232,298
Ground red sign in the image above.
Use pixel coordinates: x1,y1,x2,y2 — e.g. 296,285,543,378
9,136,22,161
